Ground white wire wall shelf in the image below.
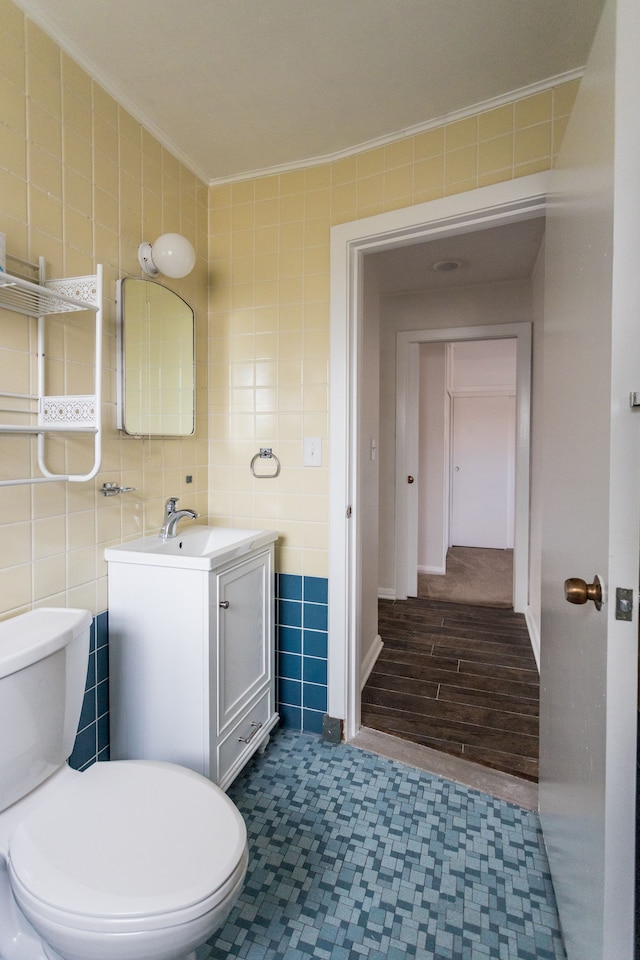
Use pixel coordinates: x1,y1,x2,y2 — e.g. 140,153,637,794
0,256,103,486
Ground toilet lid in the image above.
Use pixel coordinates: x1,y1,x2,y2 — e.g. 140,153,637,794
9,761,247,921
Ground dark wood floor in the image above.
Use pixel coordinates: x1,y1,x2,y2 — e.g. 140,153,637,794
362,597,539,782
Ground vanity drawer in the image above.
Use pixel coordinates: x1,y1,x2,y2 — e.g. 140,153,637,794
217,690,276,789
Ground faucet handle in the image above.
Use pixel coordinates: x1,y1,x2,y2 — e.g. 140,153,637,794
166,497,179,515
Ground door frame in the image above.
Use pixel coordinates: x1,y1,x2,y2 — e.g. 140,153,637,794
329,172,548,738
395,325,529,607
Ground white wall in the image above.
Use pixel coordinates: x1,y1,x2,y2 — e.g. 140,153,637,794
418,343,447,573
378,279,532,595
448,338,517,392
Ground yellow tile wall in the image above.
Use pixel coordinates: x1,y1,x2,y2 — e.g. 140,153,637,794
208,78,579,577
0,0,209,620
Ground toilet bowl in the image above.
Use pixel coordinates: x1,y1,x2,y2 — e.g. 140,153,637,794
0,608,249,960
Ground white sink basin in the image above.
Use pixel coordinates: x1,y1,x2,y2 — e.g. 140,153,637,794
104,525,278,571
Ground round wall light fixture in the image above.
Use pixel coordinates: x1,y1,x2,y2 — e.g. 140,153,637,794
138,233,196,279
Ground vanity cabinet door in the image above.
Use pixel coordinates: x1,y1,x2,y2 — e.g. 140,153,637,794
215,548,273,737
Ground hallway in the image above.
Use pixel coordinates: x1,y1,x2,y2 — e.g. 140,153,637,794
362,598,538,782
418,547,514,608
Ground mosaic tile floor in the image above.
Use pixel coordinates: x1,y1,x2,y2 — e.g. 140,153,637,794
201,729,566,960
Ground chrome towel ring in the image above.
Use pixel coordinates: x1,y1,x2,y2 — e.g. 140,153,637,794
250,447,281,478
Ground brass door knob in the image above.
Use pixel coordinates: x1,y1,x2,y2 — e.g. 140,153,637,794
564,575,603,610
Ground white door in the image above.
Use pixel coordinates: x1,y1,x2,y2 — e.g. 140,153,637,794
539,1,640,958
450,394,515,549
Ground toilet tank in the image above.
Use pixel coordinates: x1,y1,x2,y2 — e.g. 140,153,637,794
0,608,91,813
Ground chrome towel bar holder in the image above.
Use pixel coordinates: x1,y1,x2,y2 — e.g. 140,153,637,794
250,448,281,478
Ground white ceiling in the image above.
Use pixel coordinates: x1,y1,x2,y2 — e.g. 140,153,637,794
14,0,603,184
373,217,546,294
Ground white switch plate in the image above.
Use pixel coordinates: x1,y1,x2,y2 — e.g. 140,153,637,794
303,436,322,466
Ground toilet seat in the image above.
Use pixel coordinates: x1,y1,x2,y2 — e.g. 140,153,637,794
8,760,248,934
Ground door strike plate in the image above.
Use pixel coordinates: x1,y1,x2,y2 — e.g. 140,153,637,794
615,587,633,621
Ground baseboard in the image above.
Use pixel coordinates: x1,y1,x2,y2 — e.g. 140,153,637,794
361,634,384,690
378,587,396,600
524,606,540,672
419,564,446,576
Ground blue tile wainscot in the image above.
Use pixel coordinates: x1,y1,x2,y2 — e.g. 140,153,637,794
276,574,328,734
69,610,110,769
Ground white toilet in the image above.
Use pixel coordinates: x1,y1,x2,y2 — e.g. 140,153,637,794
0,607,249,960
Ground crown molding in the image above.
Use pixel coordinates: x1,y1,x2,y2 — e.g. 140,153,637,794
208,67,584,186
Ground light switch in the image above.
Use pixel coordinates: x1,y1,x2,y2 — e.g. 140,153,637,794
303,436,322,466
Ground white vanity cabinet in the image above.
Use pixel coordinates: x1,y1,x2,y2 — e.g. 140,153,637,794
106,528,278,790
215,549,276,781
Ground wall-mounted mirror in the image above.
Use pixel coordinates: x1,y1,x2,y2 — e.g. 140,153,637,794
116,278,195,437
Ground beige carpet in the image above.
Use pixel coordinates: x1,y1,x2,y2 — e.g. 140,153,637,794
418,546,513,608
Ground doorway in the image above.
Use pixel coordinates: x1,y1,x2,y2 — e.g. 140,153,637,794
418,338,517,607
370,325,533,777
328,171,549,740
391,324,531,612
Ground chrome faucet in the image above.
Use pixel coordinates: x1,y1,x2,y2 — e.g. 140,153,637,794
159,497,199,540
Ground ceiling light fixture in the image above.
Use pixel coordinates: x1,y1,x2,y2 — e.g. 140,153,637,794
138,233,196,279
432,259,463,273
